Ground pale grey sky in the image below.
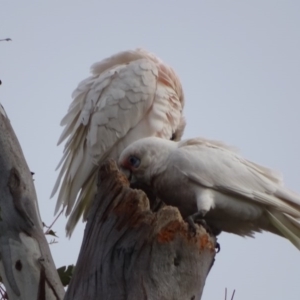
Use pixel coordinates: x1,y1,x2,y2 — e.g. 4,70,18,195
1,2,300,299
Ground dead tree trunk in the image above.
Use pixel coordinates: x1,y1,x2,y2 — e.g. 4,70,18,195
0,105,65,299
65,160,216,300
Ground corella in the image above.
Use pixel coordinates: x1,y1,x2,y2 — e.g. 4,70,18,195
119,136,300,250
51,49,185,236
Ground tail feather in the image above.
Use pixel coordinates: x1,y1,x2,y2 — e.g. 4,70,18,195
267,210,300,250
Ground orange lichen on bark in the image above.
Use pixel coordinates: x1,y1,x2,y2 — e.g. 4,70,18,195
199,234,215,252
156,220,185,243
157,219,216,254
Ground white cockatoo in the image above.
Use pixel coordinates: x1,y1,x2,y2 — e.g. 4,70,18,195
119,137,300,250
51,49,185,236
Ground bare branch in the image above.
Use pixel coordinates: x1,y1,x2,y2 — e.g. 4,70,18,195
0,105,65,299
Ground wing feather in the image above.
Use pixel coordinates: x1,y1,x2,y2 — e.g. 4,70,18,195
174,137,300,217
52,49,185,235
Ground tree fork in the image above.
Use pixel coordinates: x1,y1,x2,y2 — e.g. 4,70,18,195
65,160,216,300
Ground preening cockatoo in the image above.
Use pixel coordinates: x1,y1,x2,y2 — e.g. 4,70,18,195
119,137,300,250
51,49,185,236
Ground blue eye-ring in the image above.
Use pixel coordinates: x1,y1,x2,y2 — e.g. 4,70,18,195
128,155,141,168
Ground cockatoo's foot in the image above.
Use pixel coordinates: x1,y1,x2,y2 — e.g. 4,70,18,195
185,211,221,253
185,216,199,235
215,242,221,253
185,210,209,235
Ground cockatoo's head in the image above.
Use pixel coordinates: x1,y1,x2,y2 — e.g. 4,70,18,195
119,137,176,185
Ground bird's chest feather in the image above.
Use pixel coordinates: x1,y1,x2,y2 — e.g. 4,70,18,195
153,173,198,218
153,171,264,224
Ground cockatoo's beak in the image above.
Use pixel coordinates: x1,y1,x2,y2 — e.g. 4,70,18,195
119,166,138,184
119,166,131,179
130,174,137,184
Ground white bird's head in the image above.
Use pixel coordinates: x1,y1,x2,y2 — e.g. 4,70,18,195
118,137,176,184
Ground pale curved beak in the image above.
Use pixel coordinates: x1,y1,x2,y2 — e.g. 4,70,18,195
119,166,138,184
119,166,132,180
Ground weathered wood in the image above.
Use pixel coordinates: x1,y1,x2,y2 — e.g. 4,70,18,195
0,105,65,299
65,160,216,300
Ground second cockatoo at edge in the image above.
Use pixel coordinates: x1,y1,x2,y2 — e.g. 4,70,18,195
119,137,300,250
51,49,185,236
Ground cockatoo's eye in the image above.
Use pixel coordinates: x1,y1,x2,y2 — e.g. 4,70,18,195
128,155,141,168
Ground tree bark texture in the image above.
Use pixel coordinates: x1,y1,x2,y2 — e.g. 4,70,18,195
0,106,65,299
65,160,216,300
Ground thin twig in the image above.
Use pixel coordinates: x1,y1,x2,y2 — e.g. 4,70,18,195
0,283,8,299
44,208,64,234
49,239,58,245
225,288,235,300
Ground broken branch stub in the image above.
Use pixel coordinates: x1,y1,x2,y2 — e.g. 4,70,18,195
65,160,216,300
0,108,65,299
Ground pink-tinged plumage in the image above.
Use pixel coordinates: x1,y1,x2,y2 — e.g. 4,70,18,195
51,49,185,236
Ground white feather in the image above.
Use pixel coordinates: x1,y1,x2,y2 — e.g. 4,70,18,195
119,136,300,250
52,49,185,236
